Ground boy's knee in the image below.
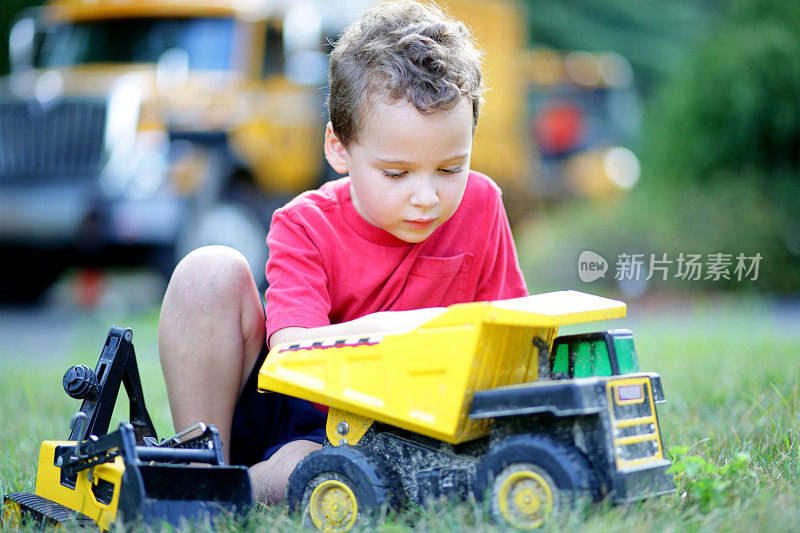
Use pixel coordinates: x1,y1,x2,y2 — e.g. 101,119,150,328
168,245,256,303
249,439,322,504
176,245,250,273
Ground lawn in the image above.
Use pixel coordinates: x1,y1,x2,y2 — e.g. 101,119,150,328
1,295,798,532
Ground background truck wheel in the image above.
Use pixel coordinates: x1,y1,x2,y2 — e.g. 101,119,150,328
0,248,64,303
174,200,270,289
474,434,596,530
286,446,394,532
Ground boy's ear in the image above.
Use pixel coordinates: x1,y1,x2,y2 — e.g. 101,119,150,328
324,122,349,175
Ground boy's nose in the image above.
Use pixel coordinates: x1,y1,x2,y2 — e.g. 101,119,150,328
410,178,439,208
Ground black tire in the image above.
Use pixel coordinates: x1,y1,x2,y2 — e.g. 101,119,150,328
474,434,596,530
0,248,63,303
286,446,395,532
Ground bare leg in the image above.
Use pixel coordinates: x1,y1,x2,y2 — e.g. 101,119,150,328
158,245,266,463
249,440,323,504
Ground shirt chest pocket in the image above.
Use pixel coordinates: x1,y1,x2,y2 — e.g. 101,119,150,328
399,253,473,309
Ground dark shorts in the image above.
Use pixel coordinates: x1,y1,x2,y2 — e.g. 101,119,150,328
229,342,327,466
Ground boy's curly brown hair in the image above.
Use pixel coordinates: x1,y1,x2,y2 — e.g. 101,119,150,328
328,0,484,147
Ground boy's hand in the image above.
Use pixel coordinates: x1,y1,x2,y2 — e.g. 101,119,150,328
270,307,446,348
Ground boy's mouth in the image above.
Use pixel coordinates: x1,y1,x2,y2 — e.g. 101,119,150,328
405,218,436,230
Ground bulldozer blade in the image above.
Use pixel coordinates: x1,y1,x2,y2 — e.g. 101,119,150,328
118,464,253,526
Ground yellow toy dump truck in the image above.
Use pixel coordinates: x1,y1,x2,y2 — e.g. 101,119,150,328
259,290,674,530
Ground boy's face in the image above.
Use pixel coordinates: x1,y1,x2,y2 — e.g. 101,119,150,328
325,97,473,243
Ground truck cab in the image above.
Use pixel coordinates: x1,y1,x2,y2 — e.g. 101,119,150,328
0,0,347,299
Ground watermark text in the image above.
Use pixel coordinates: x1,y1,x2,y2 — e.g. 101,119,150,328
578,251,762,282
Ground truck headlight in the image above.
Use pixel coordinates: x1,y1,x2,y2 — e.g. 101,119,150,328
616,384,644,403
603,147,640,189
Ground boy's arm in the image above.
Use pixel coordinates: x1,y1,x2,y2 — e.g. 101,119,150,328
269,307,446,348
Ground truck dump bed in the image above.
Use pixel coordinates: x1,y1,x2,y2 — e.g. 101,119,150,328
258,291,626,444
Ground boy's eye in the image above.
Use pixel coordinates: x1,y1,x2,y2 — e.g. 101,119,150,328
380,166,462,178
438,166,463,174
381,169,408,179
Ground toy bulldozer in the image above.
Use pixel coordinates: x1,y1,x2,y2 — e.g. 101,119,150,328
259,290,675,530
2,326,252,530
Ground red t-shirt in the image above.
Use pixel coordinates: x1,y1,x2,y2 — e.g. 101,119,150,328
264,171,528,344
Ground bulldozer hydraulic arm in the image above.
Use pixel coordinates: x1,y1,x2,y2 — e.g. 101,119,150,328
63,326,157,444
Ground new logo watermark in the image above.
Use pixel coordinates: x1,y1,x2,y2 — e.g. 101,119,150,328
578,251,762,282
578,251,609,282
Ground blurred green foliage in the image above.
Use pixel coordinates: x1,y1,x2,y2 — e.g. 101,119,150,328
518,0,800,294
521,0,718,95
667,447,757,513
644,0,800,186
639,0,800,291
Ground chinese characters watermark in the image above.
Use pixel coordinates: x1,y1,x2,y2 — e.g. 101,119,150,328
578,251,762,282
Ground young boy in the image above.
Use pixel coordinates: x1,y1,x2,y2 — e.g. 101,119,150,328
158,0,527,504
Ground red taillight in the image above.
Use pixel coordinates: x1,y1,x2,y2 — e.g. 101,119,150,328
533,101,585,156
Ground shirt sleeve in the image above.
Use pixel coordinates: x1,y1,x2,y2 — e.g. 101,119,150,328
474,192,528,301
264,211,332,345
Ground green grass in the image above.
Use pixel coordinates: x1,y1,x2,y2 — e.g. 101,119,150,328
2,297,799,531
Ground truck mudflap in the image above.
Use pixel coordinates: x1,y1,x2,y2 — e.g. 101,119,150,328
611,460,676,502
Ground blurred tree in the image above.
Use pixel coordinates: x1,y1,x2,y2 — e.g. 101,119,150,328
516,0,800,293
639,0,800,291
1,0,42,74
644,0,800,197
521,0,720,95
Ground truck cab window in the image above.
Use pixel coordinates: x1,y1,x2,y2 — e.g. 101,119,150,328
262,23,285,77
36,17,234,70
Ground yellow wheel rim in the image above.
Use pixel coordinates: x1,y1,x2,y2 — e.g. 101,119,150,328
308,479,358,532
496,467,554,530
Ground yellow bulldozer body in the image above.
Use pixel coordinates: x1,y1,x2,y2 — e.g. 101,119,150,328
30,441,124,530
